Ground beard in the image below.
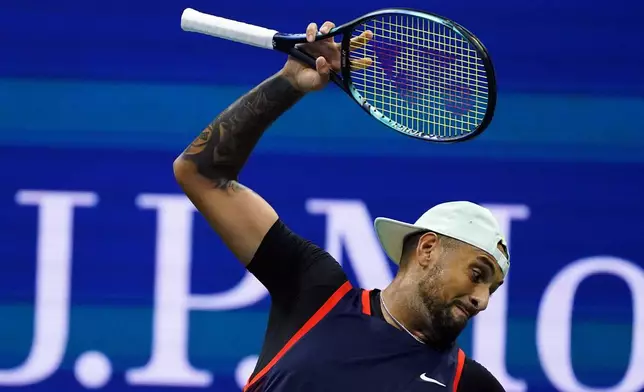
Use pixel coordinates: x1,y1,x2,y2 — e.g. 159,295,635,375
416,266,469,350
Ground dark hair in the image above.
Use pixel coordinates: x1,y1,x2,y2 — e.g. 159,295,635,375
401,230,429,262
399,230,461,269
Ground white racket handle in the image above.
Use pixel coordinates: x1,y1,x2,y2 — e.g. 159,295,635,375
180,8,278,49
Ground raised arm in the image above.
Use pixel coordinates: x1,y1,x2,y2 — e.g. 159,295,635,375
173,21,340,265
173,72,304,265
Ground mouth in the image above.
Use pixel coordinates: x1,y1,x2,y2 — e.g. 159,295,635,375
453,303,473,319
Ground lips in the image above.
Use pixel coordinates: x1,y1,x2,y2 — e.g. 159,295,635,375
454,303,474,319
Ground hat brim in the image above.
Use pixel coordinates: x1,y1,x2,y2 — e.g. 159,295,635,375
374,217,428,265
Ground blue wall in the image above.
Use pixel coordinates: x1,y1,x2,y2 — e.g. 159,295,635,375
1,0,643,391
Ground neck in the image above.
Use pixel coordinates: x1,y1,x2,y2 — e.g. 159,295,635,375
380,279,455,352
380,280,429,344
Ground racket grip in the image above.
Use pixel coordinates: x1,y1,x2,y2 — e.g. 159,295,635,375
180,8,277,49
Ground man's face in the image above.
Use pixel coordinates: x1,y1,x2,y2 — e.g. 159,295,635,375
415,234,505,347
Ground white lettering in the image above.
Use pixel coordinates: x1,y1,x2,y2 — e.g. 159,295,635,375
471,204,530,392
235,355,259,390
5,189,641,392
537,256,644,392
126,194,268,387
0,190,97,385
125,194,209,386
306,199,393,289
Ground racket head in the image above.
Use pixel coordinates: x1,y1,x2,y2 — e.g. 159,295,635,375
339,8,497,143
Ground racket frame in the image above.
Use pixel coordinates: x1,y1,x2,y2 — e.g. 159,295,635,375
271,8,497,143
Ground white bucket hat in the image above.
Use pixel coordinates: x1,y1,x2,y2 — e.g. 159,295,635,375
374,201,510,276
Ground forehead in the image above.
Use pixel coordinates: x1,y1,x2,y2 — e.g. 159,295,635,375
460,242,505,278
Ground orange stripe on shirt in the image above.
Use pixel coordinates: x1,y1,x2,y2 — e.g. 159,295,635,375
452,349,466,392
361,290,371,315
243,280,353,391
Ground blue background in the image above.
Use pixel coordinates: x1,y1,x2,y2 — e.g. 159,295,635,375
1,0,644,391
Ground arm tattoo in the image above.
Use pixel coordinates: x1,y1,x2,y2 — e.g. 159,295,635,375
180,73,304,190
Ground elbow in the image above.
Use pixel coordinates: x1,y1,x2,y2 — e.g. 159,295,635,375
173,155,229,191
172,157,196,188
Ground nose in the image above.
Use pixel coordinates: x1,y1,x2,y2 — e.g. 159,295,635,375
469,287,490,312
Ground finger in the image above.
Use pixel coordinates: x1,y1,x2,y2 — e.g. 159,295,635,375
306,22,318,42
349,30,373,50
349,57,373,71
319,21,336,43
316,56,331,75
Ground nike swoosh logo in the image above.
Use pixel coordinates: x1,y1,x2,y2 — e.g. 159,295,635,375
419,373,446,387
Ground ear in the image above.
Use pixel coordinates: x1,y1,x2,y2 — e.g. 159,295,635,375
416,232,439,267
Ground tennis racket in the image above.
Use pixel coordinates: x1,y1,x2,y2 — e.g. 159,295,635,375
180,8,497,143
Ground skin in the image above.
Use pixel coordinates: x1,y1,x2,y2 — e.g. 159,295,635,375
173,20,370,264
381,232,506,350
172,19,502,351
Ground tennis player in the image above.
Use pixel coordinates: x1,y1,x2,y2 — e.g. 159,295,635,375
173,20,507,392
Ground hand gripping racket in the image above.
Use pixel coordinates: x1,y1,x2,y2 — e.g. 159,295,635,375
180,8,497,143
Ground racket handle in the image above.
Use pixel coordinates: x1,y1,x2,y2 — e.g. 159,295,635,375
180,8,277,49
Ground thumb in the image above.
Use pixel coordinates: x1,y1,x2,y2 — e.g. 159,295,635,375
316,56,330,76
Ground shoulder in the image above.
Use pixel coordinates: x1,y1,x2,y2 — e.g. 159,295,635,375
458,356,505,392
249,219,334,268
247,218,348,299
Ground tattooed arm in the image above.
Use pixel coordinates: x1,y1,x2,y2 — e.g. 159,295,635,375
173,20,343,266
173,70,305,265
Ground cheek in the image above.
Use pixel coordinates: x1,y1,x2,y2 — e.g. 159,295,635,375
442,272,475,299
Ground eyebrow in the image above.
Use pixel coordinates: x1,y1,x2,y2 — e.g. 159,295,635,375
475,256,504,292
476,256,496,277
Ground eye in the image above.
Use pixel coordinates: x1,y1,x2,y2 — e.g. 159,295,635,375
470,268,483,283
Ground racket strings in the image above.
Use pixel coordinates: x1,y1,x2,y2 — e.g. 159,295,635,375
351,24,486,66
349,71,487,114
348,45,487,86
349,54,488,110
347,14,488,139
352,18,482,137
348,80,487,116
